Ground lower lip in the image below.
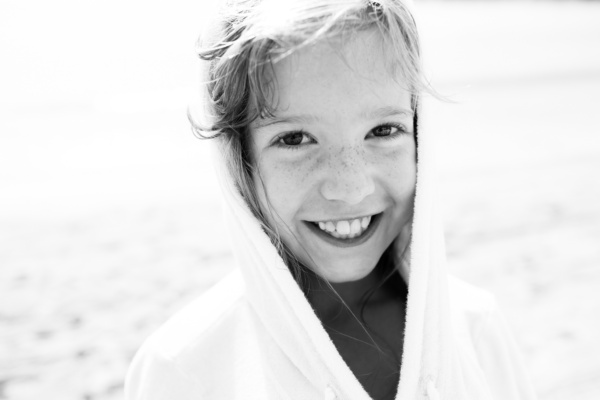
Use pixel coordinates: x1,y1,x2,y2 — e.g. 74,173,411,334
304,213,382,248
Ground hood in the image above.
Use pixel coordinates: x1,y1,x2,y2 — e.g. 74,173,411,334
206,98,492,400
197,2,493,399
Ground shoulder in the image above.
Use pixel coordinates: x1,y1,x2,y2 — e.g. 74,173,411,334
446,275,511,352
447,275,537,399
125,269,253,400
447,274,495,310
143,268,248,359
447,275,496,339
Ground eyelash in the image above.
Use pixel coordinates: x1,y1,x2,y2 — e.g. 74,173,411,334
272,130,314,150
271,123,409,149
367,123,409,140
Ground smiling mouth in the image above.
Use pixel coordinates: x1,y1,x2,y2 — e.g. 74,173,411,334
316,216,372,239
305,213,382,247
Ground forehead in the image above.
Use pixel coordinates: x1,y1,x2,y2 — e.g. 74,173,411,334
264,30,412,121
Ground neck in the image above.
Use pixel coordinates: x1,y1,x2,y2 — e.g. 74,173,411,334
305,248,400,320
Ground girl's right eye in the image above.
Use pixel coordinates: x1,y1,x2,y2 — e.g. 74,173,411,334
274,131,313,148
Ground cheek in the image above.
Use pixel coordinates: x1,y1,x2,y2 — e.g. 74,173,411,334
376,143,417,192
254,155,316,221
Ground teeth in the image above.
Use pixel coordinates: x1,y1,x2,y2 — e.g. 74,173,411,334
361,216,370,229
350,219,361,237
314,216,374,239
325,221,335,232
336,220,350,235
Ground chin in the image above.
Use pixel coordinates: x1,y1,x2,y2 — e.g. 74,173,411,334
315,260,377,283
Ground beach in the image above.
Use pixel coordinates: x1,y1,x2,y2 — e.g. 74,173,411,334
1,1,599,399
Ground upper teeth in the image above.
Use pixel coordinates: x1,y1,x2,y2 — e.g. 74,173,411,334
317,216,372,239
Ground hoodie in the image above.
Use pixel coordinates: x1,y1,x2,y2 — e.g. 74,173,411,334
124,95,537,400
124,1,537,398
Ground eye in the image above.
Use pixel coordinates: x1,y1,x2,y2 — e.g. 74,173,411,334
369,124,405,138
274,131,313,148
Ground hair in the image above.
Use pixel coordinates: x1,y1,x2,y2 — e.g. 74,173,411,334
189,0,428,286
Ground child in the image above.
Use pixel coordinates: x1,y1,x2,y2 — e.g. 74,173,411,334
125,0,537,399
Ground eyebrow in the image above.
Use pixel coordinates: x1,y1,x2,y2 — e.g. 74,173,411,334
253,106,413,129
361,106,413,120
253,114,319,129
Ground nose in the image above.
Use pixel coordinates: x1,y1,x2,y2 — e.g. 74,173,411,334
319,145,375,205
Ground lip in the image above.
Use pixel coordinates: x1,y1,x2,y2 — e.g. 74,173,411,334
303,213,382,248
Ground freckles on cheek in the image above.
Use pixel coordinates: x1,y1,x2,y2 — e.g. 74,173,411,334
258,157,314,205
380,147,417,185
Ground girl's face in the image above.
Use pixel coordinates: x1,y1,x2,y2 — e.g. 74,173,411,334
249,31,416,283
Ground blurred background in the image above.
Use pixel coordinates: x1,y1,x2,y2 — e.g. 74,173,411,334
1,0,599,399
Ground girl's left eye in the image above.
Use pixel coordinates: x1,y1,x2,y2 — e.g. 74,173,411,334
368,124,406,139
